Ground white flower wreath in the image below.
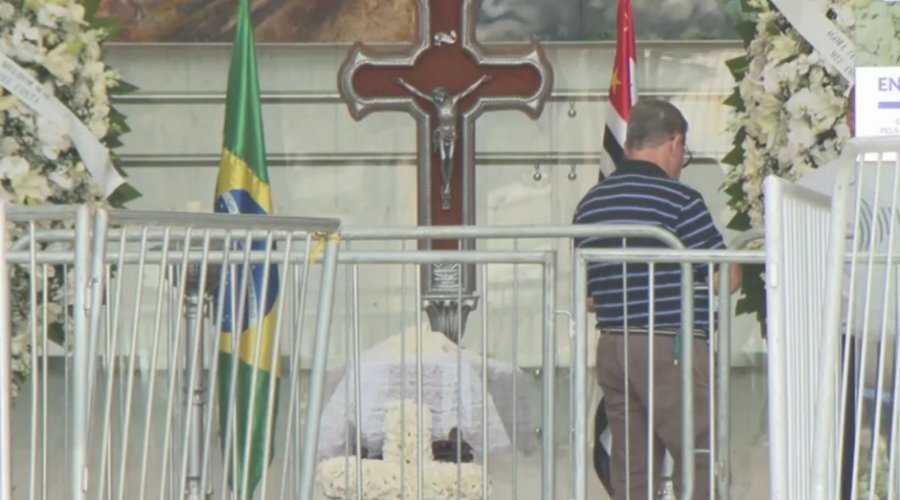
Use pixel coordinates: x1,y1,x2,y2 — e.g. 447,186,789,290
0,0,138,398
723,1,896,496
720,0,858,327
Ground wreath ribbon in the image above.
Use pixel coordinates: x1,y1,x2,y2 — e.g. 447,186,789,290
0,53,125,198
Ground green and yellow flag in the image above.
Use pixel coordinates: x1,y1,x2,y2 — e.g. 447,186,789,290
214,0,279,497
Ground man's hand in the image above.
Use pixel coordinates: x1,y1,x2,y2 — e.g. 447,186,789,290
712,264,743,294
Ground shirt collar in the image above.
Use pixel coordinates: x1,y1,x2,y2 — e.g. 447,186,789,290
615,159,669,178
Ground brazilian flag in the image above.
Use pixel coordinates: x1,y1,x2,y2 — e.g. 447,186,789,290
214,0,279,497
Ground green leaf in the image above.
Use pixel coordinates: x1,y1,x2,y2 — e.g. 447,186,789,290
724,181,746,199
723,88,745,111
105,136,123,148
733,264,767,334
90,16,123,37
737,20,758,45
727,211,752,231
722,146,744,167
48,322,66,347
726,56,750,81
109,107,131,135
108,183,142,207
110,79,139,96
78,0,101,22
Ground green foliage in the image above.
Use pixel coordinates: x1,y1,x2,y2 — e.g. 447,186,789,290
722,1,766,334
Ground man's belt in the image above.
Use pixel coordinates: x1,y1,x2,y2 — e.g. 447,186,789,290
599,327,707,339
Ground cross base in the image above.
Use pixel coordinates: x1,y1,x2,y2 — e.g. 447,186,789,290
423,296,479,344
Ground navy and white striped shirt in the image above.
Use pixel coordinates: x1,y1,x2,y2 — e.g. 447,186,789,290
573,160,726,332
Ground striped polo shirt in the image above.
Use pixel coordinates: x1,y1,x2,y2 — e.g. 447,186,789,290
573,159,726,332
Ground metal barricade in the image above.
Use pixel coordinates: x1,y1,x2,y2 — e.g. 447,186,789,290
762,174,833,499
86,209,341,500
3,206,342,500
0,195,10,500
4,205,92,500
574,246,763,500
812,137,900,500
320,225,762,500
2,215,765,500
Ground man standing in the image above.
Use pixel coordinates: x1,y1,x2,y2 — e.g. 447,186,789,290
574,99,740,499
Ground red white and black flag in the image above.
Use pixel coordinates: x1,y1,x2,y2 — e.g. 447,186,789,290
600,0,637,181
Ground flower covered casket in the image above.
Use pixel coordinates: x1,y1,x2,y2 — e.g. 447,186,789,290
316,400,487,499
316,327,536,461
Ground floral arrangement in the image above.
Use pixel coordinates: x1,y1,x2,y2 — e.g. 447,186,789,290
0,0,138,398
316,400,486,500
721,0,855,326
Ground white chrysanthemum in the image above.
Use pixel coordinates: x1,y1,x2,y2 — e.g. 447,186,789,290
0,2,13,20
723,0,858,230
36,113,72,159
41,43,77,83
316,399,486,500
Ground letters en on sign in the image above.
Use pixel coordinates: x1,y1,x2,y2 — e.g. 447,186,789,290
855,66,900,137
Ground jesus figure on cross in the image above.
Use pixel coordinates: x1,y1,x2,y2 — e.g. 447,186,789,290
395,74,492,210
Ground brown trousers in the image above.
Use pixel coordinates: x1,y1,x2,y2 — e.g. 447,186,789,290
596,334,712,500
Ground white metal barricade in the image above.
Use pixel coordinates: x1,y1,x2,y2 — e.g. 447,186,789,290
0,195,10,500
812,137,900,500
762,174,833,499
87,209,341,500
3,204,93,500
2,206,342,500
766,137,900,499
2,214,767,500
322,226,762,500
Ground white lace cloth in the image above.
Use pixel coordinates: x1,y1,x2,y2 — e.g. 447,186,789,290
317,333,535,460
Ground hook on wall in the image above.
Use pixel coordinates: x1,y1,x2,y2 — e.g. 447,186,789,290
568,164,577,181
567,102,577,118
532,164,543,181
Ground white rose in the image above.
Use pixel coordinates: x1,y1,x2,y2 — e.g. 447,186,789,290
82,61,104,79
67,3,85,23
41,44,77,84
94,104,110,118
88,117,108,138
0,94,19,112
0,137,19,155
0,2,14,20
12,170,53,203
36,3,68,28
91,79,107,102
12,18,41,43
786,122,815,155
768,34,798,62
10,20,44,62
36,114,71,160
0,156,29,180
72,84,91,107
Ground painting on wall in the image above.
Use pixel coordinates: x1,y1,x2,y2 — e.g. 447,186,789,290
98,0,741,44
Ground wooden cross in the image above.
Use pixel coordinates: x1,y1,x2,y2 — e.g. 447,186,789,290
338,0,553,340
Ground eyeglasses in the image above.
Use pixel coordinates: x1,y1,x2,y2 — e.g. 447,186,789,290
682,145,693,169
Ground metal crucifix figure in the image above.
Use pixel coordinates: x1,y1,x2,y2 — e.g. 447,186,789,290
338,0,553,343
395,75,492,210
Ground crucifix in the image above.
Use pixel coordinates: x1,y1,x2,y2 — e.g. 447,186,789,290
338,0,553,342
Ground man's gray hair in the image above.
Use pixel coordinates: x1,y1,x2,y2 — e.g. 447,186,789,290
624,99,688,151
